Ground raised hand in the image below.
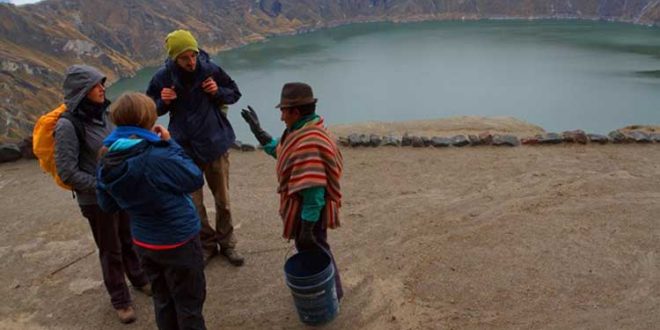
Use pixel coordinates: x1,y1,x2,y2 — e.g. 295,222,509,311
241,106,273,146
161,85,177,105
152,124,171,141
202,77,218,95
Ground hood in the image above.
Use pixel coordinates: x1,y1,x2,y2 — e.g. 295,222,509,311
98,140,150,192
63,65,107,114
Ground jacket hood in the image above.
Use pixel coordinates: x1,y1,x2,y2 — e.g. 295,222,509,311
63,65,107,114
98,140,151,191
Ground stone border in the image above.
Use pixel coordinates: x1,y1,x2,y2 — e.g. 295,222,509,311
337,129,660,148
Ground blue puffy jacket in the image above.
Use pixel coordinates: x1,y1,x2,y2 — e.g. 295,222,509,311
96,138,204,247
146,50,241,164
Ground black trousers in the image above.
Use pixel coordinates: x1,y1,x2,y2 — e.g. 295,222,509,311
79,205,148,309
294,219,344,301
136,237,207,330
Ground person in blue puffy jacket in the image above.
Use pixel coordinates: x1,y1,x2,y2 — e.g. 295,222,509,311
96,92,207,330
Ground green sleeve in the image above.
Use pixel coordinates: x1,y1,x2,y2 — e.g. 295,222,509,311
300,186,326,223
263,138,278,159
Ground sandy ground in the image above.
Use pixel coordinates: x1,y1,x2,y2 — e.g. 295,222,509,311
2,118,660,329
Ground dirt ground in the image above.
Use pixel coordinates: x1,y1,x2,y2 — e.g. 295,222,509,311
2,122,660,329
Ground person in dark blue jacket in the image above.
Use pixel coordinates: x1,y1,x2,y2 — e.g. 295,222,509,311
97,92,207,330
146,29,244,266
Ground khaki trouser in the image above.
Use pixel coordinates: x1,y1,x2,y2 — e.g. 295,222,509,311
190,152,236,253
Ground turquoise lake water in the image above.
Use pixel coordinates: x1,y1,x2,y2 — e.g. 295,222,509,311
108,20,660,142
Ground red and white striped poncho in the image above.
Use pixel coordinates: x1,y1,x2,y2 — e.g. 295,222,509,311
275,117,343,239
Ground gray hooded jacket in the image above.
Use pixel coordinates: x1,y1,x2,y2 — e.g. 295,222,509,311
54,65,114,205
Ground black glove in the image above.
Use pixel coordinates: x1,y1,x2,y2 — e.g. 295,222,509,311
241,106,273,146
297,220,318,251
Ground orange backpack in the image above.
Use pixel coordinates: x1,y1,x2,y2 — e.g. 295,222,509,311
32,104,85,190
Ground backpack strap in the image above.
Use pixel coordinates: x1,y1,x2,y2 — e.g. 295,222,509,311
58,111,86,199
59,111,86,143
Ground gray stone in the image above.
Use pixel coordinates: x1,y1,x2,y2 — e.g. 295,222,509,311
521,136,541,145
240,143,256,151
421,136,432,147
230,140,242,150
478,132,493,145
348,133,361,147
411,136,425,148
382,135,401,146
359,134,370,147
650,133,660,142
337,136,350,147
468,135,482,146
608,130,628,144
562,130,588,144
492,135,520,147
402,133,412,147
451,135,470,147
369,134,382,147
587,134,609,144
539,133,563,144
627,131,652,143
0,143,21,163
18,137,35,159
430,136,452,147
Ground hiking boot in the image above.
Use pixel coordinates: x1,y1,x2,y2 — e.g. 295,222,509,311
116,306,137,324
220,248,245,266
134,283,152,297
203,249,218,266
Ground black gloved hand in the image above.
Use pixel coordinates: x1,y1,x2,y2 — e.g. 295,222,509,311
297,220,318,251
240,105,273,146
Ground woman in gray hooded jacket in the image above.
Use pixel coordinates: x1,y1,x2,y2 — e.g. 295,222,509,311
54,65,149,324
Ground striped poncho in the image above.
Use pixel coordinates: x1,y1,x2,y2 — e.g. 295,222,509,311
275,117,343,239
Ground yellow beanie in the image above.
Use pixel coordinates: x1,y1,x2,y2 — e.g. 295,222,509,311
165,30,199,60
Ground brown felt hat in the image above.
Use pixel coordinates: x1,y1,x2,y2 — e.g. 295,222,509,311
275,82,318,108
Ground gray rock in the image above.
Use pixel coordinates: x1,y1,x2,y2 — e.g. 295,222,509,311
587,134,609,144
451,135,470,147
650,133,660,143
492,135,520,147
337,136,350,147
478,132,493,145
521,136,541,145
430,136,452,147
0,143,21,163
230,140,242,150
411,136,425,148
562,130,588,144
369,134,382,147
382,135,401,146
608,130,628,144
539,133,563,144
468,135,482,146
359,134,370,147
240,143,256,151
421,136,432,147
402,133,412,147
627,131,652,143
348,133,361,147
18,137,35,159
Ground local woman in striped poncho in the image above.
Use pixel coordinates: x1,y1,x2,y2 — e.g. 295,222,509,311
241,82,344,301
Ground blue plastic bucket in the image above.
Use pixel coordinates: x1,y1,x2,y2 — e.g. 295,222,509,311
284,249,339,325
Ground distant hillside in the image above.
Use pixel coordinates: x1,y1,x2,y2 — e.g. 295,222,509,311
2,0,660,141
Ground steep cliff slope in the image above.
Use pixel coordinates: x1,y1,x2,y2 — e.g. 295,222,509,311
1,0,660,141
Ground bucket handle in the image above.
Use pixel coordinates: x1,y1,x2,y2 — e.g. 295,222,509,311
283,241,333,263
